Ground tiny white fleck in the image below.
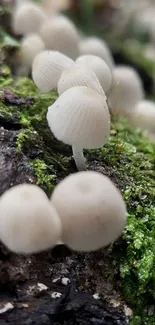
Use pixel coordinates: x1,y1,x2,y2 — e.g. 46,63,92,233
51,292,62,299
124,305,133,317
0,302,14,314
52,277,60,283
61,277,70,286
37,283,48,292
110,299,121,308
93,293,100,300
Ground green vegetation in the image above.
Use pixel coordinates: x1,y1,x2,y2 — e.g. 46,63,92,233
94,121,155,325
0,76,71,194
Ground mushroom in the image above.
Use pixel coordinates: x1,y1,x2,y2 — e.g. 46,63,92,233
129,100,155,134
41,0,71,15
40,15,80,59
58,63,105,96
108,65,144,118
79,37,114,70
12,1,47,35
21,34,45,70
0,184,62,254
51,171,127,252
32,50,74,92
47,86,110,171
76,54,112,94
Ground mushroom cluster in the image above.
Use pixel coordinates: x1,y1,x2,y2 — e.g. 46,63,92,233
5,0,155,257
0,172,127,254
13,0,153,137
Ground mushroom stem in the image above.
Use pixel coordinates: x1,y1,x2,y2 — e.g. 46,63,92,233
72,145,86,171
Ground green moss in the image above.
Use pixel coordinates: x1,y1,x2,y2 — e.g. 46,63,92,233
31,159,56,193
16,129,39,152
0,76,71,192
1,75,155,323
88,120,155,324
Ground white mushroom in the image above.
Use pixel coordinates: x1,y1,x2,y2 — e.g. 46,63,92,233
32,50,74,92
51,171,127,252
58,63,105,96
0,184,62,254
40,15,80,59
41,0,71,15
21,34,45,69
13,1,47,35
79,37,114,70
108,65,144,118
130,100,155,134
76,54,112,93
47,86,110,171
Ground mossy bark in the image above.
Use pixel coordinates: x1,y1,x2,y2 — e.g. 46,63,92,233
1,5,155,321
0,70,155,324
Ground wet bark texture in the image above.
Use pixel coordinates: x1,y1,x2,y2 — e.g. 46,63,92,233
0,91,129,325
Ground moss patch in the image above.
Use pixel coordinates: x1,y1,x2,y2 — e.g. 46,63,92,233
0,76,72,194
89,121,155,325
0,74,155,324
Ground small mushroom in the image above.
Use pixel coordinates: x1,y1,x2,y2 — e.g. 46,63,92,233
130,100,155,134
40,15,80,59
58,63,105,96
47,86,110,171
0,184,62,254
108,65,144,118
13,1,47,35
21,34,45,70
41,0,71,15
32,50,74,92
79,37,114,70
76,54,112,93
51,171,127,252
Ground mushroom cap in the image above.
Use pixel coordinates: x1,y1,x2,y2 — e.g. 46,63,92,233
0,184,62,254
51,171,127,252
76,54,112,93
40,16,80,59
130,100,155,133
13,2,46,35
21,34,45,68
58,63,105,96
79,37,114,70
108,65,144,117
41,0,71,15
47,86,110,149
32,50,74,92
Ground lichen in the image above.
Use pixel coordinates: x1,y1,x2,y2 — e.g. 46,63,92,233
0,74,155,324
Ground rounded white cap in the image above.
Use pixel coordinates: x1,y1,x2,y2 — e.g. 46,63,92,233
130,100,155,133
32,50,74,92
41,0,71,15
40,16,80,59
108,65,144,117
79,37,114,70
0,184,62,254
51,171,127,252
76,54,112,93
21,34,45,68
13,2,46,35
58,63,105,96
47,86,110,149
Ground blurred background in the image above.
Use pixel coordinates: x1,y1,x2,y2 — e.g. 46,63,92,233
1,0,155,96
